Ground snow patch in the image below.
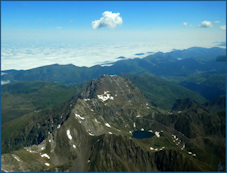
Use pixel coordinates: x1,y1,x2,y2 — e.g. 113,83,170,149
41,153,50,159
133,122,136,128
150,146,165,151
73,145,76,148
188,152,192,155
88,160,91,163
12,154,20,162
105,123,111,127
25,148,35,153
90,109,94,112
172,134,176,139
181,143,185,150
45,163,50,166
108,132,113,134
136,115,141,118
97,91,114,102
141,128,144,131
67,130,72,140
89,132,95,136
75,113,85,120
155,131,160,138
41,147,45,151
149,130,153,133
57,124,61,129
94,118,100,123
129,131,132,134
84,99,90,101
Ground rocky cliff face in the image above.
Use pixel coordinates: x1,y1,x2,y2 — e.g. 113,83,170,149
1,75,225,172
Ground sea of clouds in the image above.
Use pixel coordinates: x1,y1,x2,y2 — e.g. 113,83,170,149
1,40,223,71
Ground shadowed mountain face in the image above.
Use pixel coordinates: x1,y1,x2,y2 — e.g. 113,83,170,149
1,75,225,172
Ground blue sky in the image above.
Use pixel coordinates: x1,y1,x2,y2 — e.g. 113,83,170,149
1,1,226,70
2,1,226,40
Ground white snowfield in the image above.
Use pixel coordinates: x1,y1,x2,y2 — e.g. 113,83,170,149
25,148,35,153
133,122,136,128
57,124,61,129
89,132,95,136
155,131,160,138
84,99,90,101
172,134,181,146
141,128,144,131
188,151,197,157
73,145,76,148
108,132,113,134
41,153,50,159
67,130,72,140
12,154,20,162
45,163,50,166
105,123,111,127
181,143,185,150
75,113,85,120
150,146,165,151
94,118,100,123
97,91,114,102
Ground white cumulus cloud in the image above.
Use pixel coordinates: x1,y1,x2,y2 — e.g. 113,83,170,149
183,22,188,26
200,20,212,28
92,11,123,29
220,25,226,30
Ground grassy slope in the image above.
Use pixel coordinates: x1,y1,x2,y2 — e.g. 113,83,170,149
122,73,207,110
1,81,80,125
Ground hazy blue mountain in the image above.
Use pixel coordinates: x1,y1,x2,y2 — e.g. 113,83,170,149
2,47,225,86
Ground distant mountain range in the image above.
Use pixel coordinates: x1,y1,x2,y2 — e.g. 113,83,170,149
2,47,226,84
2,46,226,99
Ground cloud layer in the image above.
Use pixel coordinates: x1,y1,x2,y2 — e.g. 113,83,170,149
92,11,123,29
1,39,222,71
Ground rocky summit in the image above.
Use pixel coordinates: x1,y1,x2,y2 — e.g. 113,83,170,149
1,75,225,172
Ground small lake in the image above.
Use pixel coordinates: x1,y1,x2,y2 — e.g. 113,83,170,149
132,130,155,139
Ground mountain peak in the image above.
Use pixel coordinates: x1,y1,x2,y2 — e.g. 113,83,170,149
79,75,144,103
